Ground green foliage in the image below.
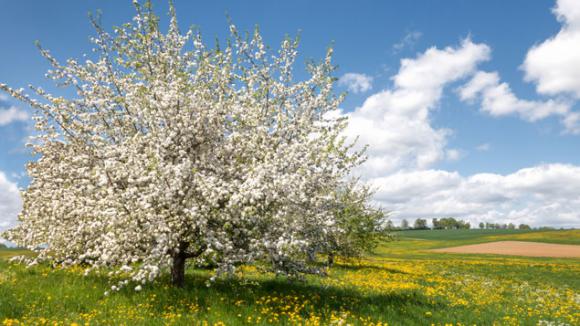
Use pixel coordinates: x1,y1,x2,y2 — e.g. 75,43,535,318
432,217,470,230
326,183,387,261
413,219,428,230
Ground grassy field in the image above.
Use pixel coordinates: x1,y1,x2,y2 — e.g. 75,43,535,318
0,229,578,325
397,228,580,245
397,228,538,241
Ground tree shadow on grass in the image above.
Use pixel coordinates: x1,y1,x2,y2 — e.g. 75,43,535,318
331,262,411,275
1,260,440,324
139,267,439,324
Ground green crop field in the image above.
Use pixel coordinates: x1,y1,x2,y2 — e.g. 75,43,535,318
396,228,580,245
1,229,579,325
397,228,538,241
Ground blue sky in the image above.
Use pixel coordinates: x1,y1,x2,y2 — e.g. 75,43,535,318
1,0,580,229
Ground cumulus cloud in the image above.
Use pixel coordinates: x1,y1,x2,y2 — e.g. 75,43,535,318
522,0,580,98
458,71,572,124
0,106,29,126
455,1,580,134
343,38,490,178
0,171,21,232
338,73,373,94
370,164,580,228
340,36,580,228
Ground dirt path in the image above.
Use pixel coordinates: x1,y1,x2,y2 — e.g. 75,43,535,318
431,241,580,258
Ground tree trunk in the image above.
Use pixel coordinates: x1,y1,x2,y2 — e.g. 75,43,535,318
170,242,208,287
171,252,186,287
171,253,185,288
171,242,189,287
327,253,335,266
306,248,317,263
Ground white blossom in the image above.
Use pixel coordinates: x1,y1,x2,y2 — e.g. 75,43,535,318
0,1,367,288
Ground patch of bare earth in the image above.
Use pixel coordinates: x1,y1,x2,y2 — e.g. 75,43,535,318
431,241,580,258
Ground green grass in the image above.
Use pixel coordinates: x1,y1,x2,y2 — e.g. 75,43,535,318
0,248,28,260
0,229,578,325
397,228,537,241
397,228,580,245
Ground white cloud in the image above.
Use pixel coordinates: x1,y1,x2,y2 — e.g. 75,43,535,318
0,94,9,102
0,106,29,126
476,143,491,151
562,111,580,134
458,71,572,124
392,31,422,53
343,38,490,178
340,36,580,228
393,39,490,91
457,1,580,134
371,164,580,228
522,0,580,98
338,73,373,94
445,149,463,161
0,171,22,233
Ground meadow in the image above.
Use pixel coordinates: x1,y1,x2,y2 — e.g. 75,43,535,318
0,229,578,325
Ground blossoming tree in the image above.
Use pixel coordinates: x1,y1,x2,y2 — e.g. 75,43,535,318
1,1,376,289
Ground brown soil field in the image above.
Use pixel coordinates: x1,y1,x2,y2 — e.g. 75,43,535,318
431,241,580,258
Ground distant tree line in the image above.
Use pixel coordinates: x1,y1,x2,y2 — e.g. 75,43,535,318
384,217,472,231
381,217,567,232
432,217,470,230
478,222,531,230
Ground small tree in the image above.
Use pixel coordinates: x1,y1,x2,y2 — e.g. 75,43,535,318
1,2,367,289
319,183,385,266
432,218,442,230
413,218,427,230
433,217,470,229
479,222,485,229
438,217,457,229
401,219,409,230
